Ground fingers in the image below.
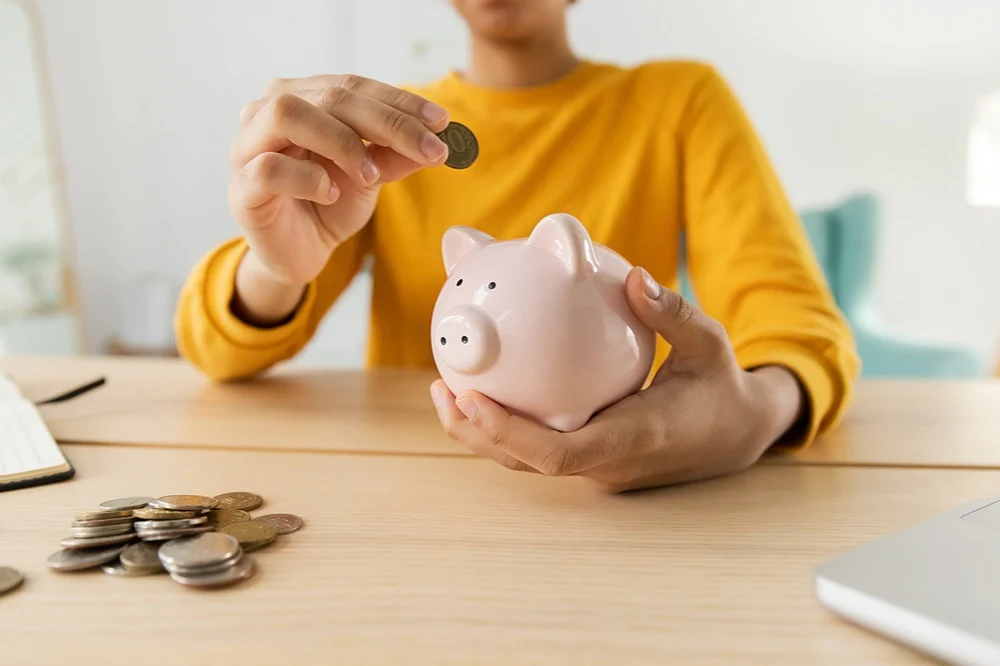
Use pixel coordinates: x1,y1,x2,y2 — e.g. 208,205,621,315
230,151,338,210
625,267,731,364
232,93,380,187
233,88,449,189
259,74,449,131
430,381,540,474
297,87,449,165
433,383,624,477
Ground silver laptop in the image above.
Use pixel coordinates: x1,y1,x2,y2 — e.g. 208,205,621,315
814,495,1000,666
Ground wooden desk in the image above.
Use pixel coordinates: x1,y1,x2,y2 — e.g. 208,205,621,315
4,443,995,665
5,355,1000,468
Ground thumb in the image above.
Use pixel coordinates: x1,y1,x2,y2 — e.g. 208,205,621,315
625,267,729,363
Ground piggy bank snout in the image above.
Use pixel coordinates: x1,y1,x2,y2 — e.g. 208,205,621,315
434,306,499,374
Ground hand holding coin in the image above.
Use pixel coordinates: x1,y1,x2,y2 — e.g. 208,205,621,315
229,74,456,293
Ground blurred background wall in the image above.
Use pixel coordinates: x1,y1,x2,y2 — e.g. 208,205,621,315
5,0,1000,371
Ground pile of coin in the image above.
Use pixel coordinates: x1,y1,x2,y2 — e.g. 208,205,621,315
45,492,303,590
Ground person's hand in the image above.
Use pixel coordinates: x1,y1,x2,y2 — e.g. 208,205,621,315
430,267,806,493
229,75,451,288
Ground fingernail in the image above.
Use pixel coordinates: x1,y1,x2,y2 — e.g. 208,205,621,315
421,102,448,124
430,384,445,410
361,158,380,185
640,267,661,299
456,396,478,421
327,183,340,202
421,133,448,161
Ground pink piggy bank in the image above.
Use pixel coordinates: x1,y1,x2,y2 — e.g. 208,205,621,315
431,213,656,432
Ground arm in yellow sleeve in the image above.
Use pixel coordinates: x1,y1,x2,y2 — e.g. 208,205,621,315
174,226,371,381
678,65,861,449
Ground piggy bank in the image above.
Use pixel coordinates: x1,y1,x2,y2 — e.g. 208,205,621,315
430,213,656,432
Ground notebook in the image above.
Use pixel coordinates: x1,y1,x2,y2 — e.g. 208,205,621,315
0,372,74,492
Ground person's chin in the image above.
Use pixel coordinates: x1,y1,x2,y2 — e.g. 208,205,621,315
474,21,534,43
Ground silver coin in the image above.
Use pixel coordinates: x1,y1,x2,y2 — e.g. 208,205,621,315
47,544,128,571
75,509,133,521
72,516,135,528
150,495,220,511
169,555,256,588
99,496,155,510
165,551,242,576
60,533,137,549
133,516,207,531
101,559,151,577
0,567,24,596
136,525,215,541
158,532,240,569
120,542,164,573
70,523,134,538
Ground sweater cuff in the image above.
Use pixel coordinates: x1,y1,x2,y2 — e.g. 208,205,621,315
735,341,838,451
203,239,318,351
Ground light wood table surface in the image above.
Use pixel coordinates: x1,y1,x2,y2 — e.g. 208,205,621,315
5,443,997,665
5,354,1000,468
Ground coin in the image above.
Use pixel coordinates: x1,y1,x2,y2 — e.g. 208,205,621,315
133,516,207,531
47,544,128,571
75,509,133,521
168,551,242,576
221,520,277,551
213,492,263,512
150,495,220,511
169,555,256,588
437,121,478,169
158,533,241,570
132,507,198,520
70,523,134,538
136,525,215,541
101,560,150,577
60,533,137,549
0,567,24,596
206,509,251,528
253,513,304,535
99,496,154,510
120,542,165,573
72,516,135,527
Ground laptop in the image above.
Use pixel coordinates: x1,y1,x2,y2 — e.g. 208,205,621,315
814,495,1000,666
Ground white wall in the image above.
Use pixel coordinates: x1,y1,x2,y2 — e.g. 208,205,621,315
28,0,1000,367
33,0,370,366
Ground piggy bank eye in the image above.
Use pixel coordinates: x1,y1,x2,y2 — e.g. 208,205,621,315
487,281,496,290
455,278,463,286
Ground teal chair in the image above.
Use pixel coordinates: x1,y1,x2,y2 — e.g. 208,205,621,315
679,193,985,378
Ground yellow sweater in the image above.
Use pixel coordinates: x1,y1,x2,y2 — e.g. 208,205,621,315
175,60,860,448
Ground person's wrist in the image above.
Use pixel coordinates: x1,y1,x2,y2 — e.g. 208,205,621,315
742,365,807,451
232,249,310,327
240,247,311,291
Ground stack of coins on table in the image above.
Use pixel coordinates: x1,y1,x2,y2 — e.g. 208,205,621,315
43,492,303,590
158,532,254,587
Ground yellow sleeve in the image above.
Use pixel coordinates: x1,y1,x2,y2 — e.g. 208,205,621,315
678,65,861,449
174,226,371,381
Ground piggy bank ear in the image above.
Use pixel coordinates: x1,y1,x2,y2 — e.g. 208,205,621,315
527,213,599,276
442,226,493,276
